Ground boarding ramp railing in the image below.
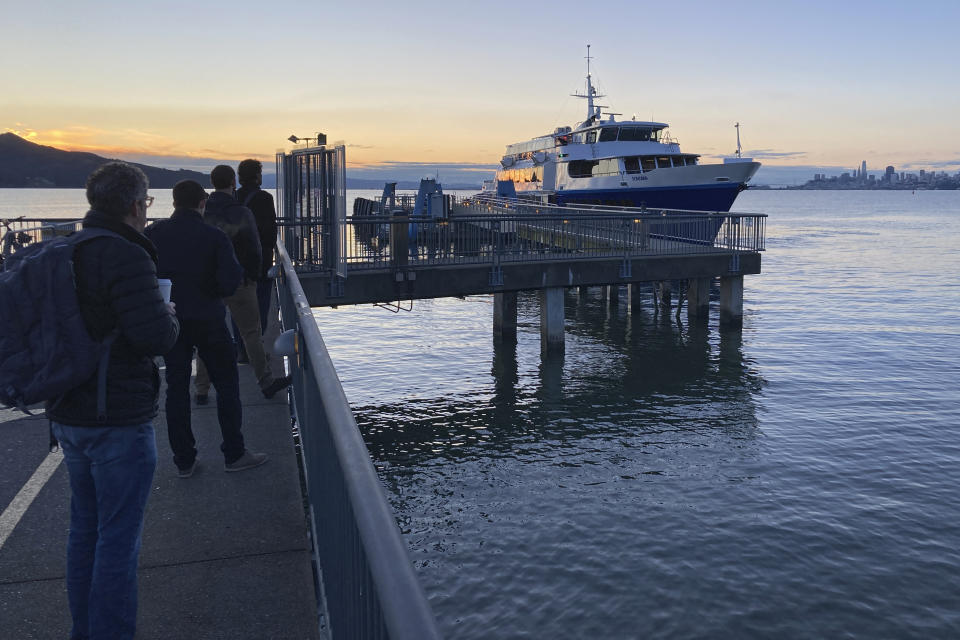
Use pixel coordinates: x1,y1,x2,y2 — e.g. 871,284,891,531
275,239,442,640
280,197,766,273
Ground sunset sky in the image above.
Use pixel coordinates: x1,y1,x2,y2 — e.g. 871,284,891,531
2,0,958,184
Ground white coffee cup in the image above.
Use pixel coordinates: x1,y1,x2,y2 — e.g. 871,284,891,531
158,279,172,304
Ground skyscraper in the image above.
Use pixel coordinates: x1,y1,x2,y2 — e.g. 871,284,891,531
861,160,867,180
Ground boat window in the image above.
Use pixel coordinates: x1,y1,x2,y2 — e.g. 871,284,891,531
624,157,641,174
687,156,699,166
640,156,657,172
598,127,619,143
651,129,663,142
586,131,597,144
656,157,673,168
568,160,598,178
618,127,651,142
595,158,620,176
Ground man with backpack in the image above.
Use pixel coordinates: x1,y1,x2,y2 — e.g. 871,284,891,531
236,158,278,332
45,162,179,640
192,164,290,405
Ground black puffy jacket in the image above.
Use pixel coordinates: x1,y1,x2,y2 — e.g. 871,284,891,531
203,191,262,282
46,210,180,427
145,208,242,322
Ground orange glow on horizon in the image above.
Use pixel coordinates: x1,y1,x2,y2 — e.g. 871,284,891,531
3,127,275,164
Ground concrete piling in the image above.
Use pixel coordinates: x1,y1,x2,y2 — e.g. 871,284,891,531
687,277,711,319
719,275,744,327
539,287,565,353
493,291,518,340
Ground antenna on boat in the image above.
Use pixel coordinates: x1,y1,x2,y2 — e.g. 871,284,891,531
735,122,742,159
571,44,605,123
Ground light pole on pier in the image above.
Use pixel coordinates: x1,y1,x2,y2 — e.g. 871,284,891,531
287,133,327,147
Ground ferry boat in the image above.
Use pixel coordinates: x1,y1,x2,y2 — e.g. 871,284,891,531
484,47,760,211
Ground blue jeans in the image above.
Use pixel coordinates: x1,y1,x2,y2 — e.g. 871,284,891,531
52,421,157,640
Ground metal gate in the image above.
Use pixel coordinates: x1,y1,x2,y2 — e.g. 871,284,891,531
276,144,347,283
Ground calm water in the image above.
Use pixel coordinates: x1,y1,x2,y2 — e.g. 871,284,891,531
4,189,960,637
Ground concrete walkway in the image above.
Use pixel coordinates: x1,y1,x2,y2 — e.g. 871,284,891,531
0,368,320,639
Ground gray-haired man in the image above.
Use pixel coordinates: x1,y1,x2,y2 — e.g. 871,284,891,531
51,162,179,640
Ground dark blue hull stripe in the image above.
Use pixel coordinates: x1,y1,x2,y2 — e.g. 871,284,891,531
555,183,742,212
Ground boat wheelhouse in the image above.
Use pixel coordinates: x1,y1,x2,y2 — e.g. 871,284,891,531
486,47,760,212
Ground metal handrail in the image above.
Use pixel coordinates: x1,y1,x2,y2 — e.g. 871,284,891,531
276,239,442,640
280,208,765,273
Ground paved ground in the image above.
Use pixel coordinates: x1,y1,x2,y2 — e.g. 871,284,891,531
0,366,320,639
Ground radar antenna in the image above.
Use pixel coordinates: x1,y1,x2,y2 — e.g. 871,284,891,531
571,44,606,122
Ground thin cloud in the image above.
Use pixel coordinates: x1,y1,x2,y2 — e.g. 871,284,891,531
902,158,960,170
743,149,807,160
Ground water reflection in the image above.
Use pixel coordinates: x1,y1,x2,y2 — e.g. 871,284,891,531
360,289,764,467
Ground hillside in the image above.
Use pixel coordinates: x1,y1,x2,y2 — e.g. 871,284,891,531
0,133,210,188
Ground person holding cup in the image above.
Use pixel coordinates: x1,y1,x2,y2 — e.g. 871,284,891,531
145,180,268,478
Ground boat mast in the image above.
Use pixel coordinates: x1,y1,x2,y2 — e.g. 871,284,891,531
735,122,742,159
571,44,605,123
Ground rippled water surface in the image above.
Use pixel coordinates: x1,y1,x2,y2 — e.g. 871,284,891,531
4,189,959,637
315,191,960,638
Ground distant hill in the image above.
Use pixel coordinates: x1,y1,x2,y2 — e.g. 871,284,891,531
0,133,210,188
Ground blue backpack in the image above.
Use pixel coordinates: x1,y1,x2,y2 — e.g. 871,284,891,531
0,228,119,420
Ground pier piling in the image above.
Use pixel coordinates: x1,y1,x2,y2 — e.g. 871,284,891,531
719,275,744,326
687,277,711,319
540,287,565,353
494,291,518,340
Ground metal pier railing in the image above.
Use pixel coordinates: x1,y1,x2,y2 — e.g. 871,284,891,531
3,212,443,639
280,207,766,274
275,202,442,637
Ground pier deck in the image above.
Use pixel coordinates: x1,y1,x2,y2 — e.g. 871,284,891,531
0,367,320,639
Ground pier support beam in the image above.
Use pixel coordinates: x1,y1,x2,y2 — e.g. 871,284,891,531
539,287,565,353
719,275,744,327
628,283,643,313
687,277,711,320
657,281,672,313
604,284,619,306
493,292,518,340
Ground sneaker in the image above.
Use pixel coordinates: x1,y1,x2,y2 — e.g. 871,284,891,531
224,450,268,472
195,393,208,405
262,375,292,399
178,459,198,479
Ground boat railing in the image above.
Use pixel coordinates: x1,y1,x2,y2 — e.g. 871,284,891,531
274,238,442,639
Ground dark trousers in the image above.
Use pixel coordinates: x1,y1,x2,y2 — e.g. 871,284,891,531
164,316,245,466
256,277,272,334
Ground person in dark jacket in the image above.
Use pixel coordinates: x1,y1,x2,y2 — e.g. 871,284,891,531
50,162,179,640
145,180,268,478
193,165,290,403
236,158,278,332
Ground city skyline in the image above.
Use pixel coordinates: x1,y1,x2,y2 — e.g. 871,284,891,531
2,1,959,180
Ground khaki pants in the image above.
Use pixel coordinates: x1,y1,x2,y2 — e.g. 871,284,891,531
195,281,272,394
